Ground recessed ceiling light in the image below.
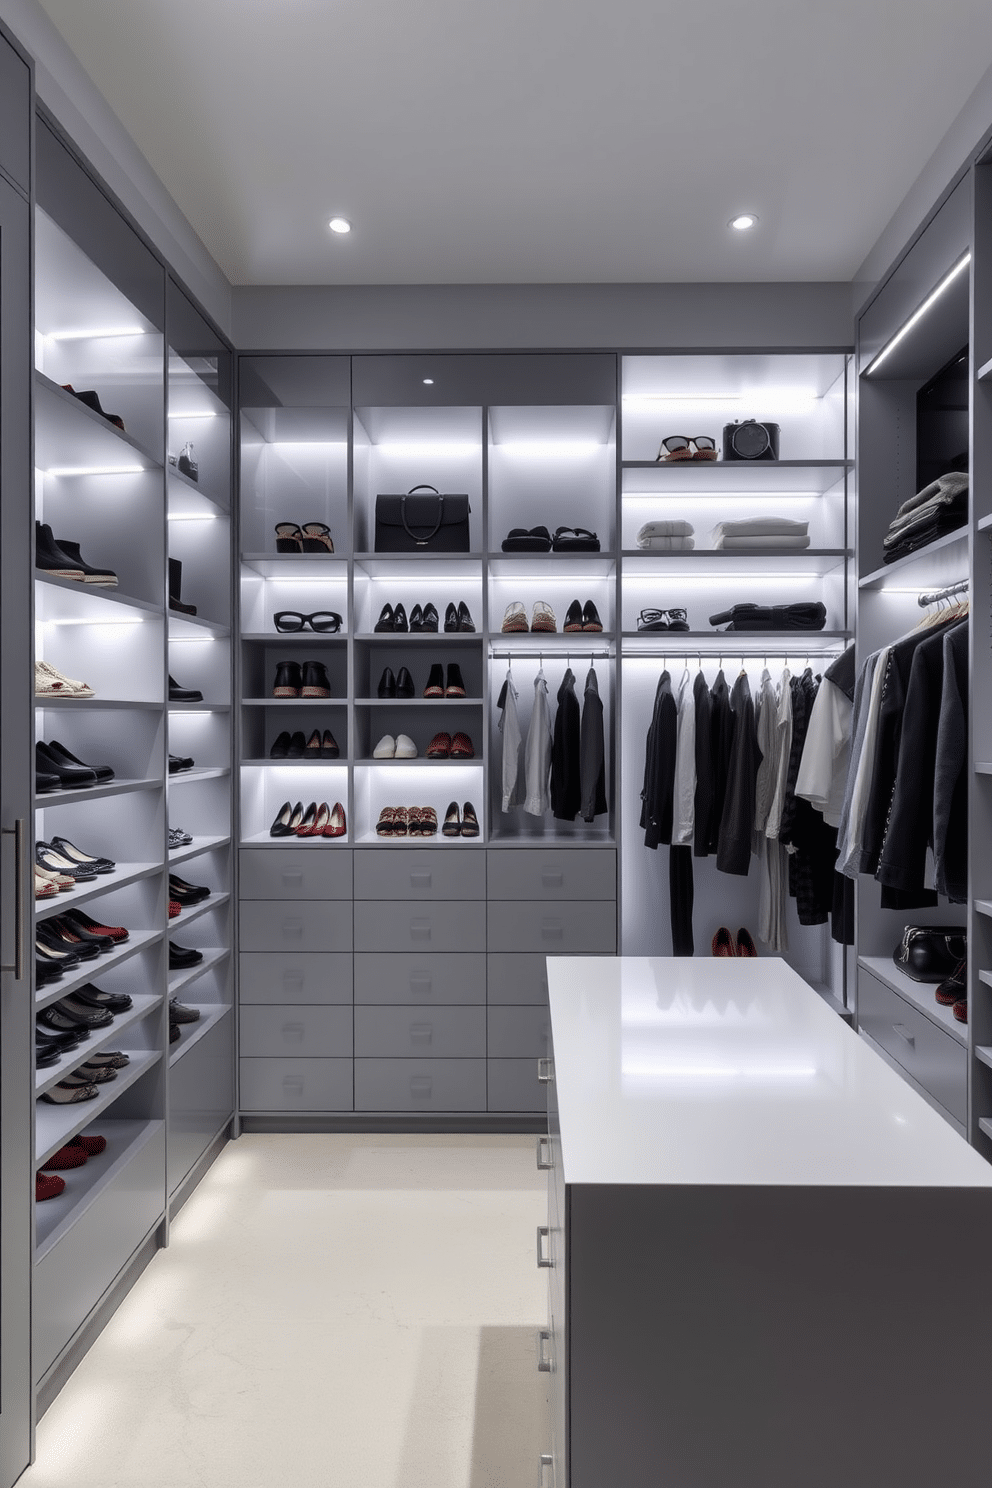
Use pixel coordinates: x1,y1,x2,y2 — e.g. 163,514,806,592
729,214,758,231
423,378,434,385
328,217,351,235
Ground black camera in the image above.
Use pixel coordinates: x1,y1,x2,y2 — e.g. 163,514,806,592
722,420,780,462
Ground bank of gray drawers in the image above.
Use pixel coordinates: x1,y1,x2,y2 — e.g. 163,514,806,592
354,849,486,1112
240,848,354,1111
858,967,967,1126
486,848,616,1111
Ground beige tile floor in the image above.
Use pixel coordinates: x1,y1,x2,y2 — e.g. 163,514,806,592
22,1135,551,1488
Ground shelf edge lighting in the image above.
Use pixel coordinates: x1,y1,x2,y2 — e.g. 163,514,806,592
44,465,144,477
44,326,147,341
167,513,217,522
864,253,972,375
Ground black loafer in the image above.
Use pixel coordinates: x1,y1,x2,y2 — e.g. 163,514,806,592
564,600,584,632
374,604,396,633
377,667,397,699
168,674,204,702
273,662,302,698
421,603,439,633
36,742,97,790
392,603,408,633
395,666,415,698
169,941,204,969
457,600,475,632
409,604,425,632
301,661,331,697
444,603,459,633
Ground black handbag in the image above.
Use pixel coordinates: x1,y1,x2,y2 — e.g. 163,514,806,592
892,925,966,983
374,486,471,552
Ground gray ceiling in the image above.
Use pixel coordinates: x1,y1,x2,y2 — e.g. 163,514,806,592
36,0,992,287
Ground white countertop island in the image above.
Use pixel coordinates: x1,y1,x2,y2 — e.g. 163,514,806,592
541,957,992,1488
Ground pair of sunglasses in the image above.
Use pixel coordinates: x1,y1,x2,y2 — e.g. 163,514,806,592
273,611,343,634
658,435,718,461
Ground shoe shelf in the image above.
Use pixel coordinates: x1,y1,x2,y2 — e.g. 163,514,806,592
167,703,231,714
979,969,992,989
621,550,849,576
242,632,348,644
354,553,486,580
169,1003,232,1068
34,570,163,617
168,948,230,999
35,931,163,1012
858,529,969,588
487,828,614,847
621,458,852,490
35,1117,165,1261
488,632,615,646
354,633,480,645
170,891,231,931
360,757,479,767
168,766,231,784
355,830,486,848
241,553,349,579
168,614,231,639
242,697,344,708
980,1117,992,1144
167,834,231,867
975,1046,992,1071
488,553,617,579
242,757,346,766
36,776,162,807
356,697,482,708
35,862,162,922
977,511,992,533
34,698,165,712
35,994,163,1097
857,955,967,1046
35,1049,162,1168
168,463,229,512
35,372,163,470
239,830,350,848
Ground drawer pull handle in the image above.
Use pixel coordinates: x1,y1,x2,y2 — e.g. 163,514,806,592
540,919,563,939
541,870,564,889
539,1453,554,1485
410,918,432,941
410,1021,433,1046
282,1076,304,1094
410,1075,433,1098
410,870,433,888
536,1226,552,1268
892,1023,916,1048
281,870,304,887
282,1022,305,1041
537,1329,553,1373
537,1057,554,1085
536,1136,553,1171
410,972,433,993
281,918,304,939
283,971,304,989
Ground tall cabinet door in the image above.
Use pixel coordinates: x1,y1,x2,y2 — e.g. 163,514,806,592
0,30,35,1488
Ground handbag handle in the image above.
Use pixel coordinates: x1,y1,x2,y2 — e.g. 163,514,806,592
402,486,444,545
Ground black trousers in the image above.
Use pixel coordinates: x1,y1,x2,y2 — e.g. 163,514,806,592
670,845,694,956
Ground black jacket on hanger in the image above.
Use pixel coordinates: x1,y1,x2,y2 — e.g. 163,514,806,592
706,669,733,856
550,668,581,821
641,671,677,850
580,667,608,823
692,670,714,857
934,621,968,902
716,671,760,876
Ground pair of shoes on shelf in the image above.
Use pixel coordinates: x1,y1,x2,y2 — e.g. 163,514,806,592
169,674,203,703
169,940,203,970
422,663,466,698
169,874,209,906
426,731,474,759
711,927,757,957
41,913,124,961
273,661,331,698
442,801,480,837
373,734,417,759
377,666,413,698
376,806,438,838
168,558,196,615
40,1133,110,1175
374,601,476,633
274,521,334,553
274,609,342,634
563,600,604,633
501,527,600,553
35,660,95,700
60,383,126,431
269,800,347,838
36,741,113,792
169,995,201,1044
935,960,968,1022
271,728,339,759
501,601,558,634
637,608,689,632
36,522,118,585
169,753,195,773
37,839,114,882
169,826,193,848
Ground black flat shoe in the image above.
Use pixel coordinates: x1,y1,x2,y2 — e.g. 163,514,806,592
72,982,132,1013
48,916,114,956
270,731,292,759
273,662,302,698
392,603,408,633
169,874,210,904
582,600,603,632
443,603,459,633
321,729,340,759
169,941,204,969
564,600,584,632
421,603,439,632
169,753,195,773
302,661,331,698
457,601,475,633
409,604,425,631
288,731,306,758
374,603,396,633
47,742,114,783
36,769,60,794
377,667,397,699
395,666,415,699
269,800,302,837
49,835,115,872
36,742,97,790
36,843,97,880
38,921,100,962
169,674,204,703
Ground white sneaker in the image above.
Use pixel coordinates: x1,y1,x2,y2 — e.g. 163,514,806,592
35,660,95,698
373,735,396,759
394,734,418,759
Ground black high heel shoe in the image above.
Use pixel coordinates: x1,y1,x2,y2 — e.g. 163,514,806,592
321,729,340,759
269,801,303,838
456,600,475,633
395,666,415,698
374,603,396,633
295,802,318,836
582,600,603,632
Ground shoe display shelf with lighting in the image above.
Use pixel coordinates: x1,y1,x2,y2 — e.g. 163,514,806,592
235,353,618,1122
854,172,975,1138
618,352,855,1019
29,119,234,1406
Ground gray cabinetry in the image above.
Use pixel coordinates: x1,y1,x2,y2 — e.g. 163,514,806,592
858,967,967,1127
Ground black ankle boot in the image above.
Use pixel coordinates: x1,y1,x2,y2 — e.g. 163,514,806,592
169,558,197,615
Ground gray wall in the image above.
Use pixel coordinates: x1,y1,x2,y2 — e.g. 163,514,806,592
232,281,854,352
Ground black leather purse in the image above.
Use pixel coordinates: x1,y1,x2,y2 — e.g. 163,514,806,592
374,486,471,552
892,925,966,983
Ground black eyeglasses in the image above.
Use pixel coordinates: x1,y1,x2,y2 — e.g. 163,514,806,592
273,611,343,634
658,435,717,461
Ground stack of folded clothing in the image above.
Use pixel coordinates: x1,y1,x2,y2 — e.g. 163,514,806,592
708,602,827,632
710,517,810,550
636,520,694,551
882,472,968,564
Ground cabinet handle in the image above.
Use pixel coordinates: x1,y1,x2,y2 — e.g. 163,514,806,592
536,1226,551,1268
410,1075,433,1098
410,918,431,941
282,1076,304,1094
537,1057,554,1084
892,1023,915,1048
281,918,304,939
282,1022,305,1041
281,870,304,887
541,870,564,889
540,919,563,940
282,970,304,990
536,1136,553,1171
537,1329,553,1373
1,820,26,980
539,1454,554,1486
410,971,433,993
410,869,432,889
410,1021,433,1046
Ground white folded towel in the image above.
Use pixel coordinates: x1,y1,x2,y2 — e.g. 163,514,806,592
710,517,809,540
637,535,696,551
637,520,694,540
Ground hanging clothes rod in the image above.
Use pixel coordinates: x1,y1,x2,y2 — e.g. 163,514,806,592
489,648,613,660
917,578,969,607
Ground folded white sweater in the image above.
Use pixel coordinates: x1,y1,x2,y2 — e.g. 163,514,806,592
713,534,811,550
637,535,695,551
710,517,809,540
637,520,694,540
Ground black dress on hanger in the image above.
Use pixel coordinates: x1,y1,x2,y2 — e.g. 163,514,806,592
579,667,607,823
641,671,677,850
550,667,581,821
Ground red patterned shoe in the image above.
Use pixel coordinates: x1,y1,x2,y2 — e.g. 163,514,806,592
41,1143,89,1171
953,996,968,1024
427,732,452,759
450,732,475,759
392,807,410,838
69,1134,108,1156
168,899,182,918
36,1172,66,1202
711,927,736,957
736,928,757,957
